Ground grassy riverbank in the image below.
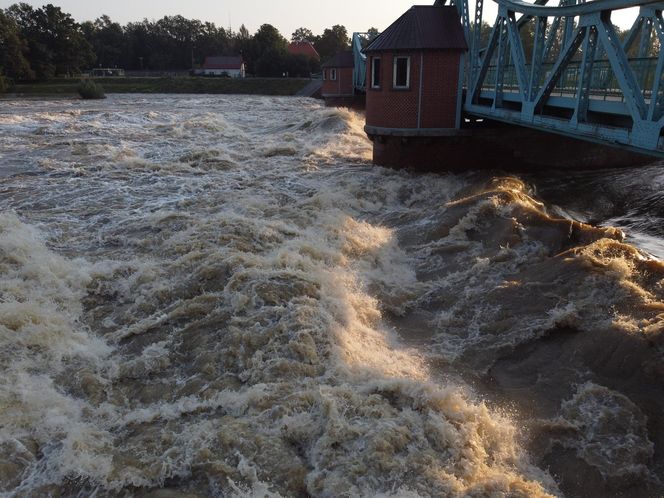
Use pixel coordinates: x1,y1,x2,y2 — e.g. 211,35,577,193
8,77,313,96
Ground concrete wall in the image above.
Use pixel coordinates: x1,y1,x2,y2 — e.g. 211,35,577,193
365,51,462,130
322,67,354,97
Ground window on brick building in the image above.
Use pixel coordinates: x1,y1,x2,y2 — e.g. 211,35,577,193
323,69,326,80
330,68,337,81
371,57,381,88
393,56,410,89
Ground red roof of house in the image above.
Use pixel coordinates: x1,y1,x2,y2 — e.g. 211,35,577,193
321,51,354,69
288,41,320,59
365,6,467,52
203,56,244,70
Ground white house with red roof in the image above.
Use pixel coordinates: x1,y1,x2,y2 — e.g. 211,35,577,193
196,56,246,78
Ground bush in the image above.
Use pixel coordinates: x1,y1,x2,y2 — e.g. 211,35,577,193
77,79,106,99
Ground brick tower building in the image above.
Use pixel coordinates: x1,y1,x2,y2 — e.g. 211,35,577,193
363,5,468,167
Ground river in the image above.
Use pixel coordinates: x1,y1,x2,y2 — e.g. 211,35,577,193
1,94,663,497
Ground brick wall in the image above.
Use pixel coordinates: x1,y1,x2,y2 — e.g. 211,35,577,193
365,50,462,130
421,52,462,128
322,67,354,97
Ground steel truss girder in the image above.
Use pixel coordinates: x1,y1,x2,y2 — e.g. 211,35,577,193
494,18,510,107
465,0,664,155
530,16,548,98
573,26,599,124
649,9,664,120
494,0,664,17
470,0,484,87
470,15,501,103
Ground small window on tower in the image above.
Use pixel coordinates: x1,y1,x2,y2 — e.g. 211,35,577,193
393,56,410,89
330,68,337,81
371,57,381,88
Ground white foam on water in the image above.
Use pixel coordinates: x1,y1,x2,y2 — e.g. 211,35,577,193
9,94,662,495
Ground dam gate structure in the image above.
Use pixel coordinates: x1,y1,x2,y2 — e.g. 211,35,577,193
360,0,664,169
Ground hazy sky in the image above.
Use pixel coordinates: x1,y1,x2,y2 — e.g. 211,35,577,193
0,0,636,36
0,0,421,36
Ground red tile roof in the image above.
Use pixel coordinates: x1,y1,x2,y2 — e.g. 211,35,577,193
288,41,320,59
202,56,244,70
365,6,467,52
321,51,354,68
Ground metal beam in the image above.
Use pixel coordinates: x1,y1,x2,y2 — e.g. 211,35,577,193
573,25,599,124
529,16,548,99
639,17,654,56
596,13,648,122
533,26,586,111
622,16,645,53
543,16,562,62
469,0,484,94
495,0,664,17
494,18,509,108
506,9,530,99
648,10,664,120
463,0,663,155
471,16,501,103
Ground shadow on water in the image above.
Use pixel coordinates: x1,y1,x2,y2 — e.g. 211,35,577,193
524,163,664,258
381,174,664,497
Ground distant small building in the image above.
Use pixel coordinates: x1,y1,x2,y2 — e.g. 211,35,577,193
91,68,125,77
195,56,246,78
321,51,355,99
288,41,320,60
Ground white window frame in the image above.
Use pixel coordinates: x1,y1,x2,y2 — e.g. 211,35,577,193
330,68,337,81
371,57,381,89
393,56,411,89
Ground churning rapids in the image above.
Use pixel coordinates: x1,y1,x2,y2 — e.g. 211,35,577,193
1,95,664,498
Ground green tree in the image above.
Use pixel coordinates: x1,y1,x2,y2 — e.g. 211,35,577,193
40,4,94,75
255,47,288,77
249,24,288,76
314,25,350,62
6,3,93,78
81,15,124,68
231,23,252,69
285,53,319,77
6,3,55,78
253,24,288,55
0,9,32,79
194,22,231,66
291,27,314,42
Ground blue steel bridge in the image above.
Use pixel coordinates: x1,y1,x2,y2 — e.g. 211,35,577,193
353,0,664,158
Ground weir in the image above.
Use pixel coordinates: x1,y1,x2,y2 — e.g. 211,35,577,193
338,0,664,168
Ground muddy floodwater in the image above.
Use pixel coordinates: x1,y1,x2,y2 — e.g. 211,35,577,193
1,95,664,497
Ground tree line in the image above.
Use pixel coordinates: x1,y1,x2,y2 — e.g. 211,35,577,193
0,3,356,82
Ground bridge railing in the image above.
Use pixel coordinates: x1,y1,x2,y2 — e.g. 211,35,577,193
480,56,660,102
464,0,664,156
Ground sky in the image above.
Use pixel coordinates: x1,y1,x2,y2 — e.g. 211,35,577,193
0,0,421,36
0,0,637,36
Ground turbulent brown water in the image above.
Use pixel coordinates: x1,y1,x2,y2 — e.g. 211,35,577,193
1,95,663,497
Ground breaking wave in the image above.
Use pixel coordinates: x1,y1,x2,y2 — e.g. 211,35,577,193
0,94,663,497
